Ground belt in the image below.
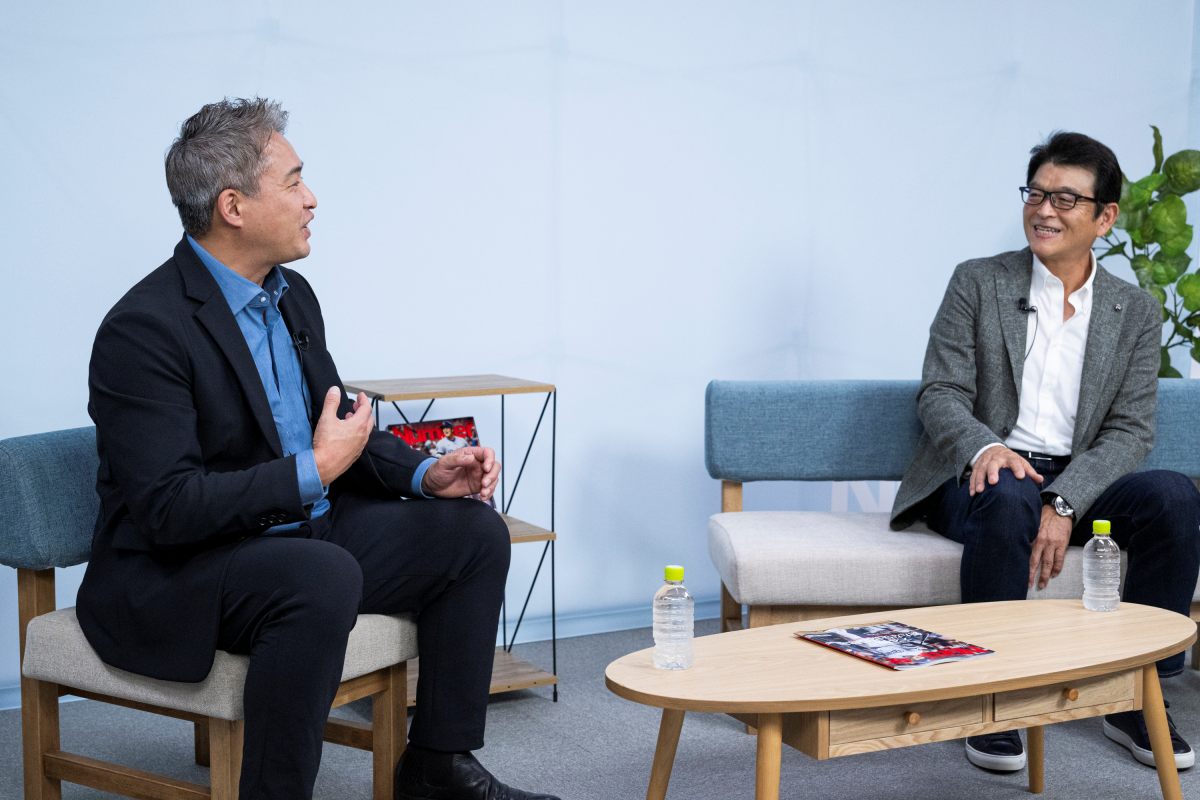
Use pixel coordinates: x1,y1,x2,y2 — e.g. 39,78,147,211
1011,449,1071,466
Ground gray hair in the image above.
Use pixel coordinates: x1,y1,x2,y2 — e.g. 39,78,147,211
165,98,289,236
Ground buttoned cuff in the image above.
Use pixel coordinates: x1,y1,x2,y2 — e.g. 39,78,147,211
412,457,436,499
295,449,327,506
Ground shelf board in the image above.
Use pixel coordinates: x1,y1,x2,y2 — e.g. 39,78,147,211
345,374,555,402
502,514,555,544
405,648,557,706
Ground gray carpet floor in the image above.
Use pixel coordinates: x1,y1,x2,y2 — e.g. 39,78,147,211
2,619,1199,799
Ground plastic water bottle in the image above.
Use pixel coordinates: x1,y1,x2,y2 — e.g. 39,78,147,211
653,565,694,669
1083,519,1121,612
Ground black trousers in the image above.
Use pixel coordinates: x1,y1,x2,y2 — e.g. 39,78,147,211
216,495,511,800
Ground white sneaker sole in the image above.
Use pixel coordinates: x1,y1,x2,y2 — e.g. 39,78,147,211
1102,719,1195,769
965,739,1026,772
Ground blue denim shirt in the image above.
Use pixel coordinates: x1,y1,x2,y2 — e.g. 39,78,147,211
187,236,328,530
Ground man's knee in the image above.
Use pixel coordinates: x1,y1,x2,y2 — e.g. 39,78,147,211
1131,470,1200,538
966,469,1041,542
459,501,512,568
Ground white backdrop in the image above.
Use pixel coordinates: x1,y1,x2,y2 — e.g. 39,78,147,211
2,1,1198,702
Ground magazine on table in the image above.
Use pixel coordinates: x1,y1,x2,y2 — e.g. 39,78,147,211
386,416,496,509
796,621,993,670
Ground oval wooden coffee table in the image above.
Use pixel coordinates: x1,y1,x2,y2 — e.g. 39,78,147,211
605,600,1196,800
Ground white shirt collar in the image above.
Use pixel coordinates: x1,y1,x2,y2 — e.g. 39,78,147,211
1030,251,1097,309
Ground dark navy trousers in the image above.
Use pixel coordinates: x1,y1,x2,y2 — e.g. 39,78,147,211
927,465,1200,677
215,495,510,800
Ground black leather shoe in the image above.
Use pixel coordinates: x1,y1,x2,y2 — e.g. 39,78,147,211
395,746,561,800
965,730,1026,772
1104,702,1194,769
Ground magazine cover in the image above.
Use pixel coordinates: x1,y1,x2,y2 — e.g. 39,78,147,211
387,417,495,508
797,621,993,670
388,417,480,458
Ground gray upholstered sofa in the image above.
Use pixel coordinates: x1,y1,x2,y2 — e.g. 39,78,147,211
704,379,1200,641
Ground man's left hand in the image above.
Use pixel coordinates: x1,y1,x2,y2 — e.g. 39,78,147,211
1028,506,1073,590
421,446,501,501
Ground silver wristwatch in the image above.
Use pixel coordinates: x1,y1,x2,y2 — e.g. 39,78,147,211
1051,495,1074,518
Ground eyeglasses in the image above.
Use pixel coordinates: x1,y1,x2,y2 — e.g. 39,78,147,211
1019,186,1099,211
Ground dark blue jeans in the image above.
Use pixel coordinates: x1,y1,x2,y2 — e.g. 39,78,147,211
926,464,1200,676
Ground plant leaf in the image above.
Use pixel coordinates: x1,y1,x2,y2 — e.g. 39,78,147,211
1192,342,1200,364
1143,194,1187,249
1160,346,1184,377
1124,173,1165,214
1149,284,1168,308
1159,223,1194,257
1161,150,1200,195
1132,253,1155,288
1095,241,1126,261
1152,125,1164,174
1132,213,1156,247
1151,249,1191,284
1179,272,1200,312
1116,205,1146,237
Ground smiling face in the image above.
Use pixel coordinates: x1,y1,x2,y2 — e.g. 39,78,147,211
1023,162,1116,274
239,132,317,268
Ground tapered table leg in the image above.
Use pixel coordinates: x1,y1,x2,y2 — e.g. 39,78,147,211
647,708,684,800
755,713,783,800
1143,666,1183,800
1027,725,1044,794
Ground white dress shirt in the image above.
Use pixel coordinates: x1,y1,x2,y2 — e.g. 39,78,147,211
972,253,1096,464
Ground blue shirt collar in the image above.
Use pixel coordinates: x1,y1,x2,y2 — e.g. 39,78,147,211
187,234,289,314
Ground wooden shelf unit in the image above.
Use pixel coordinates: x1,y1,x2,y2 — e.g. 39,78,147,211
346,374,559,701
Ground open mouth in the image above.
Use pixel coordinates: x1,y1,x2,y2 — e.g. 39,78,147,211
1032,224,1060,236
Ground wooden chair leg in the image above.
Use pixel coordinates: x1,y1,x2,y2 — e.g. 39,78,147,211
194,719,211,766
19,570,61,800
721,584,742,633
373,663,408,800
21,677,62,800
208,718,243,800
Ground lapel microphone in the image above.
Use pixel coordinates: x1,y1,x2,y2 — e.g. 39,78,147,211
1018,298,1038,314
292,331,310,351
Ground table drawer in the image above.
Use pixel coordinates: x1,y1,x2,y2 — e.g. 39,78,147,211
830,696,985,744
994,671,1135,721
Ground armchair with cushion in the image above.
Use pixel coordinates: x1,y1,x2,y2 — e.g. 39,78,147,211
1,426,417,800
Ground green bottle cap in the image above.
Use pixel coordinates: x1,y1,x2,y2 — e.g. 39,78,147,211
664,565,685,582
1093,519,1112,535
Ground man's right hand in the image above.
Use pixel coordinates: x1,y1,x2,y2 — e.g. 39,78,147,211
969,445,1043,496
312,387,373,485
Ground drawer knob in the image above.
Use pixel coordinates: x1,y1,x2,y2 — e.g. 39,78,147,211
904,711,921,725
1062,688,1080,702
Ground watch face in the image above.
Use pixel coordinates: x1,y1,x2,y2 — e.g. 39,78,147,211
1054,496,1073,516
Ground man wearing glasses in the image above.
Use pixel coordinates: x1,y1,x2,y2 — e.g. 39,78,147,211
891,132,1200,775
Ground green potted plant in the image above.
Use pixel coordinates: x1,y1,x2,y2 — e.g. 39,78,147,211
1096,126,1200,376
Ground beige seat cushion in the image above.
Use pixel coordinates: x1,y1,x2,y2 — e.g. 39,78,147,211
22,607,417,720
709,511,1144,608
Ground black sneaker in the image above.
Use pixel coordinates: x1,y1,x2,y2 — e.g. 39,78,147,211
1103,703,1194,769
965,730,1026,772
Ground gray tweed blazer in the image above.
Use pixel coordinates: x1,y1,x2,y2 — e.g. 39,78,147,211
890,247,1161,529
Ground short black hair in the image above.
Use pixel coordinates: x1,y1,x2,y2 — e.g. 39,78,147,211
1027,131,1121,218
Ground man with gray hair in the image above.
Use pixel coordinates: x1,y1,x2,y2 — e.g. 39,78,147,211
78,98,559,800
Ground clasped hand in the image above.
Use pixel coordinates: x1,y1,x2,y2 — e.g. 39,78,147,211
421,446,501,501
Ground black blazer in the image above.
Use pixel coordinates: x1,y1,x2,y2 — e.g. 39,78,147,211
77,237,425,681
